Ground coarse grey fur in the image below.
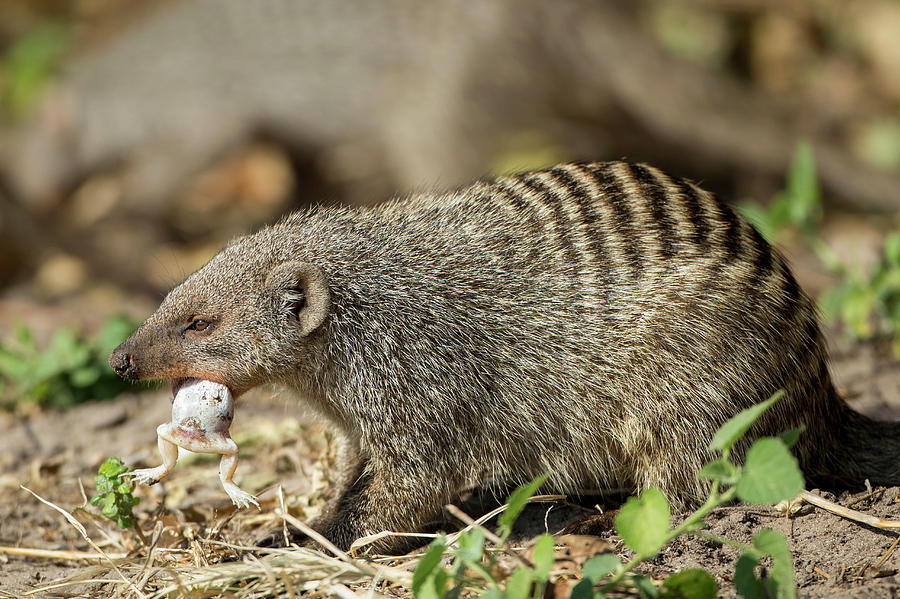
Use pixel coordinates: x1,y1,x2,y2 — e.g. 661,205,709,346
110,161,900,550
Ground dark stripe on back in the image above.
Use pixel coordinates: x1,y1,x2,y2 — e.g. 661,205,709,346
516,174,582,272
717,203,743,263
747,226,774,282
806,317,825,358
767,261,805,341
781,268,802,308
580,163,643,280
791,315,829,392
547,166,615,300
493,179,544,262
811,344,830,387
631,164,678,260
676,179,711,252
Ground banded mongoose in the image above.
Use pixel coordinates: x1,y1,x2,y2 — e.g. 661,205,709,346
110,161,900,550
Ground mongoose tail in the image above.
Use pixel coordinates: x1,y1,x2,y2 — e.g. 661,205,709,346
820,396,900,489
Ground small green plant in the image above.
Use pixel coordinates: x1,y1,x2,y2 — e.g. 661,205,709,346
739,141,822,246
740,141,900,353
820,232,900,353
0,315,139,410
0,21,69,122
412,391,802,599
599,391,801,599
413,475,556,599
90,457,140,530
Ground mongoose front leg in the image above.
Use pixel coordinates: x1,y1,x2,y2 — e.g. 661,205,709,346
313,458,458,552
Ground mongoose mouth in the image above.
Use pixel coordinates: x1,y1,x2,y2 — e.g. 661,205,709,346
171,377,234,399
171,378,197,399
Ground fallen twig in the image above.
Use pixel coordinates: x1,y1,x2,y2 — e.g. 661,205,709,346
797,490,900,530
0,546,127,560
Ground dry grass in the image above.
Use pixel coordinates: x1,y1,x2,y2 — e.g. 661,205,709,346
5,475,570,599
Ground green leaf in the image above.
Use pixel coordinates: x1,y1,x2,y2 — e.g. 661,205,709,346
767,198,792,236
450,533,493,593
1,22,69,121
95,475,113,494
532,533,555,582
454,527,485,565
101,493,117,518
697,459,739,485
631,574,658,598
570,579,597,599
98,457,128,478
49,328,82,363
0,317,141,409
736,438,804,505
734,553,765,599
709,391,784,453
836,284,875,339
0,347,29,380
615,487,670,556
89,495,103,507
778,426,804,448
582,553,620,582
117,515,133,529
505,567,533,599
13,322,35,348
498,474,549,540
412,539,448,599
738,203,775,244
659,569,718,599
783,141,820,230
478,589,505,599
70,366,101,388
96,315,137,357
752,529,796,599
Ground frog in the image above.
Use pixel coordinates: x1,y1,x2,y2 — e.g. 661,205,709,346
129,378,259,509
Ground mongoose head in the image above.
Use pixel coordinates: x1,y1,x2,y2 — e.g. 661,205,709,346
109,236,331,398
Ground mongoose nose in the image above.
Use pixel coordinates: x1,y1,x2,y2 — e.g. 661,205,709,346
109,350,136,378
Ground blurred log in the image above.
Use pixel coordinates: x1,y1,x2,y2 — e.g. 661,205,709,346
0,0,896,218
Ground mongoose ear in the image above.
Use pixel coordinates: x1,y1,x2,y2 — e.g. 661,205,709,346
266,261,331,336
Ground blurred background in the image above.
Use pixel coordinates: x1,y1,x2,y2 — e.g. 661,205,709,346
0,0,898,376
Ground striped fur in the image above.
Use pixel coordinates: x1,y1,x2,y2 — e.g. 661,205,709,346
112,161,900,551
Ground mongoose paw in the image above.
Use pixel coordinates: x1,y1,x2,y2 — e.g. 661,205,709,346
255,525,309,549
558,511,619,536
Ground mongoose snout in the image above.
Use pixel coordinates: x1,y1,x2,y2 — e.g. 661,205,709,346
111,161,900,551
109,349,136,378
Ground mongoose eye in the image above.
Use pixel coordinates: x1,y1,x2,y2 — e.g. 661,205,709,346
187,318,211,332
